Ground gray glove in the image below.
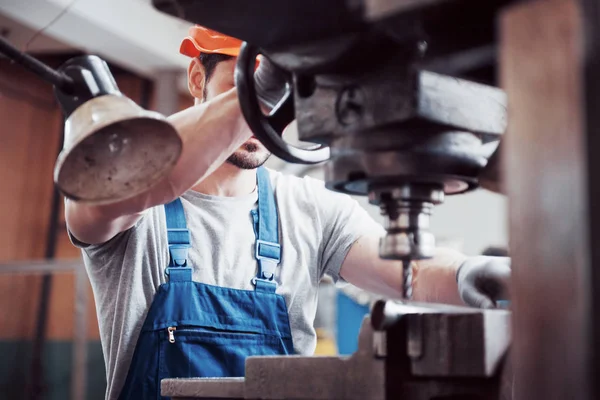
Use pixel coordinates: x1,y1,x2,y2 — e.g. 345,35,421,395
254,57,289,110
456,256,511,309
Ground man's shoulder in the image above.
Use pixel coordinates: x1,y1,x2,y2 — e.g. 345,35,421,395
265,168,327,198
265,167,325,189
265,167,357,211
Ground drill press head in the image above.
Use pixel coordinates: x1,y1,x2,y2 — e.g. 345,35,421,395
296,67,503,264
280,62,504,299
152,0,508,298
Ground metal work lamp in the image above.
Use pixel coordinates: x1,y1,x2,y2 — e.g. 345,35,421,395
0,37,182,204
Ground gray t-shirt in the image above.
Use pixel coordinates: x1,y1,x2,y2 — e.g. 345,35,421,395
72,169,381,400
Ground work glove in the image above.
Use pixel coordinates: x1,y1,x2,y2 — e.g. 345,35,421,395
254,56,290,111
456,256,511,309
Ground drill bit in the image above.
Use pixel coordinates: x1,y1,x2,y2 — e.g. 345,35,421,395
402,259,413,300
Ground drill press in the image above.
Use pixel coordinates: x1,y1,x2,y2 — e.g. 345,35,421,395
230,16,507,298
154,1,513,399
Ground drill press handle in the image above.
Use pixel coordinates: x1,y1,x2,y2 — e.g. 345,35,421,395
235,42,330,164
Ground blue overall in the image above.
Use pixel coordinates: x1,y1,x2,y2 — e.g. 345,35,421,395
118,167,294,400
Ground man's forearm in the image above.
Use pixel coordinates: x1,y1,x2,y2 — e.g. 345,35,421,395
88,88,250,218
340,235,467,304
412,247,467,304
162,88,252,202
66,88,251,244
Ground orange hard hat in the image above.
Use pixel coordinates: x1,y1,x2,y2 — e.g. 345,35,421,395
180,25,242,58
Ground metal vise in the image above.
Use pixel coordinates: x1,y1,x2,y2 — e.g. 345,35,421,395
162,302,512,400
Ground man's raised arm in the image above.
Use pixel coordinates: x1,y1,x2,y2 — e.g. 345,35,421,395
66,87,251,245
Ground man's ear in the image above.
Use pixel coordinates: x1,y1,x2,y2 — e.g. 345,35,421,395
188,58,206,100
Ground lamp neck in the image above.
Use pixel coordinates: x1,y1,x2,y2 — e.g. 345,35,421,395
54,55,122,117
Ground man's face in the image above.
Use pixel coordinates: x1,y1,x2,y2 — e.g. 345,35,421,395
201,58,271,170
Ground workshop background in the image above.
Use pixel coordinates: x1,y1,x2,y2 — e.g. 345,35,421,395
0,0,507,399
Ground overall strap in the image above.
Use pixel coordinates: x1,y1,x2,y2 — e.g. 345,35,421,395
164,198,192,282
252,167,281,292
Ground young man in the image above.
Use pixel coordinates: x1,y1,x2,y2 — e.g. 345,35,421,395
66,26,510,400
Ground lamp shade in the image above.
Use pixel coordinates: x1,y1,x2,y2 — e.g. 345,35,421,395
54,94,182,204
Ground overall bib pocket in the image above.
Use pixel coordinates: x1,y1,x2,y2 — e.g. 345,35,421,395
158,324,288,381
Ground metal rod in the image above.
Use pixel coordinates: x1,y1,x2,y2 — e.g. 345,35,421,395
27,124,65,400
0,36,74,93
0,260,81,274
26,274,52,400
71,266,89,400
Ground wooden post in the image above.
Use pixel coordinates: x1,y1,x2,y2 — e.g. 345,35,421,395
501,0,600,398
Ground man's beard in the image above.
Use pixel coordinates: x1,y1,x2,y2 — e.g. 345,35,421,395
226,141,271,170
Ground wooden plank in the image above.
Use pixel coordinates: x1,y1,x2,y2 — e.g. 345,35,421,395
0,60,62,261
18,106,61,258
501,1,593,399
0,274,41,339
0,95,36,260
46,273,75,340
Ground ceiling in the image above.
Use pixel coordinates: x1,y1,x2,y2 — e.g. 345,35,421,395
0,0,293,170
0,12,72,52
0,0,190,77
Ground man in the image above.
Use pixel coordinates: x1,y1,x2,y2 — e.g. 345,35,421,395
66,26,510,400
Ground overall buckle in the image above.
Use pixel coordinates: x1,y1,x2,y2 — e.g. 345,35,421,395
255,239,281,261
251,276,278,291
255,239,280,282
169,244,191,267
258,258,278,280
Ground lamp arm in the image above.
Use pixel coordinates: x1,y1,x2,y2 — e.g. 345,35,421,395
0,36,75,93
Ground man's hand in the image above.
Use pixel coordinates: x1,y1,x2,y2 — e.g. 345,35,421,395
456,256,511,308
